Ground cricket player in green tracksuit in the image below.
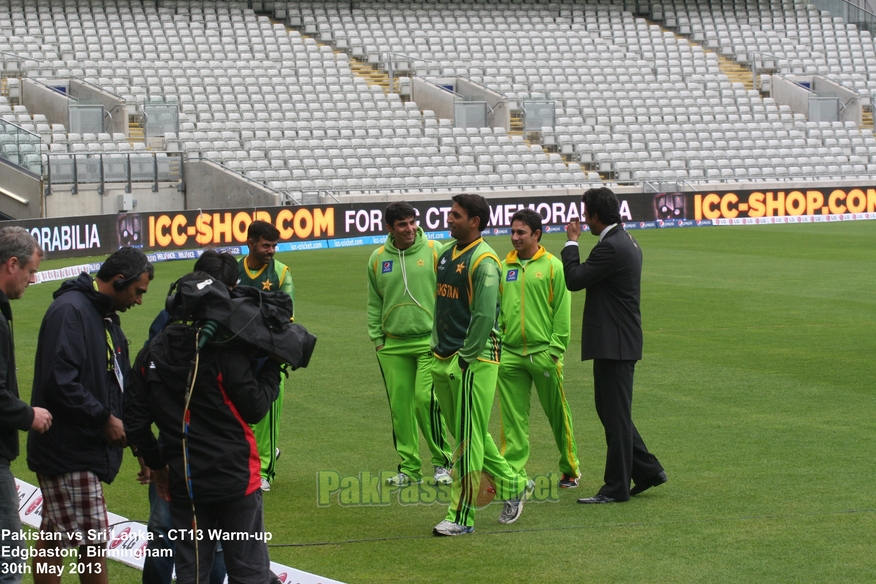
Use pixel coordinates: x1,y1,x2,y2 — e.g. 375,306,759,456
498,209,580,488
367,202,452,486
431,194,530,537
238,220,294,491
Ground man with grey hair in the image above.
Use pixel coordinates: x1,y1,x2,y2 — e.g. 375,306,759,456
0,227,52,583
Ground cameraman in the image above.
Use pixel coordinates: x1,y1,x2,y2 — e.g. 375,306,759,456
124,272,281,584
138,250,238,584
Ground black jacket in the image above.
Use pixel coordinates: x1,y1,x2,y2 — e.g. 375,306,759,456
0,290,34,465
27,273,128,483
561,225,644,361
125,323,281,504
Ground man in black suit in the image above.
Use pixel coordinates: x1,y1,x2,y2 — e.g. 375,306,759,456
561,187,666,504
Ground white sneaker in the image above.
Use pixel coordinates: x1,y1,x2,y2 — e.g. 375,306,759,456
434,466,452,485
385,472,421,487
260,478,271,492
275,447,281,461
498,480,534,525
432,520,474,536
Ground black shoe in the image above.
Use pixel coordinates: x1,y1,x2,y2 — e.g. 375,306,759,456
559,473,579,489
577,494,617,504
630,471,667,496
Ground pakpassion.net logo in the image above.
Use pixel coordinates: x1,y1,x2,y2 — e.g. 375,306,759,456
317,470,562,507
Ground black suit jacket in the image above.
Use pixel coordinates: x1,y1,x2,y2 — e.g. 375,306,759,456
561,225,643,361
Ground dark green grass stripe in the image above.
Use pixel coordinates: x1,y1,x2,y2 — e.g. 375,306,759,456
267,507,876,548
648,322,876,333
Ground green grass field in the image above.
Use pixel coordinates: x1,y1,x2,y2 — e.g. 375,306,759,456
11,221,876,583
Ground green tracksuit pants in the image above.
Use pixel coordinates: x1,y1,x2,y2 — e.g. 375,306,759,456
497,350,580,479
253,380,284,484
431,355,527,527
376,336,452,481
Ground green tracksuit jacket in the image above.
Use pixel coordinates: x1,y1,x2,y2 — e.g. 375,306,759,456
238,256,295,314
367,227,444,347
431,238,502,364
498,246,571,359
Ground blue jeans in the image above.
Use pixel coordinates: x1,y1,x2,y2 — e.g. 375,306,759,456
0,465,24,584
143,483,226,584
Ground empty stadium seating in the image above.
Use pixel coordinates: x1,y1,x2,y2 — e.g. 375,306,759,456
314,0,876,186
1,0,876,200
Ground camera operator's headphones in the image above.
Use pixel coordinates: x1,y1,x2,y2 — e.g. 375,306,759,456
113,258,149,291
165,279,180,313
